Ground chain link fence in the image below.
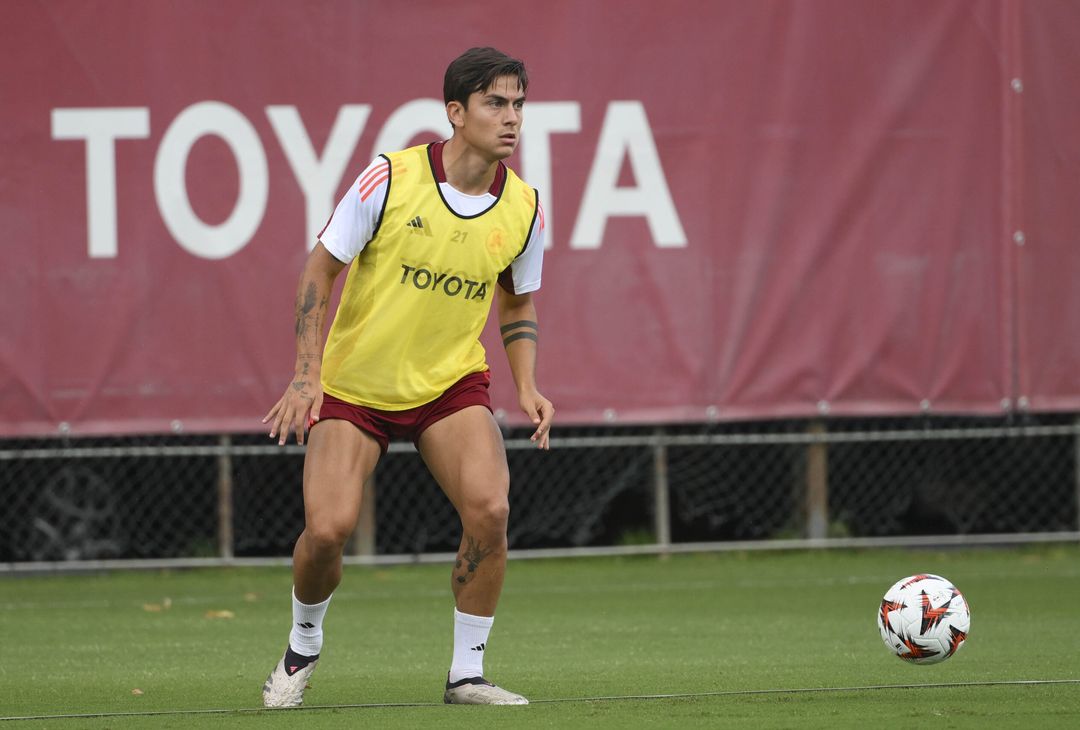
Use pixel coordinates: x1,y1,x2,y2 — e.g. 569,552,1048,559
2,414,1078,568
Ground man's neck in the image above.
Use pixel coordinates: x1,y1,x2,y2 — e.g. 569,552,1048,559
441,136,499,195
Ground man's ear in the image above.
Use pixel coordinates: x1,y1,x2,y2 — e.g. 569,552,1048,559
446,100,465,129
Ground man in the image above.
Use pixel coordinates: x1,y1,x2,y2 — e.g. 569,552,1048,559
261,47,552,708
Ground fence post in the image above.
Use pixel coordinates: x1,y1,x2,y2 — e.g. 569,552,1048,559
350,472,377,557
1075,416,1080,535
653,427,671,554
217,434,234,560
805,421,829,540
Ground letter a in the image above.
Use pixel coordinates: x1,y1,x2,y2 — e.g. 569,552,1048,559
570,101,686,249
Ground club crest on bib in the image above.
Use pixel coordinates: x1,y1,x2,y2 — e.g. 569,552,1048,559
486,229,505,254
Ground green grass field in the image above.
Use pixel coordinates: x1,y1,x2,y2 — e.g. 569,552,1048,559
2,545,1079,728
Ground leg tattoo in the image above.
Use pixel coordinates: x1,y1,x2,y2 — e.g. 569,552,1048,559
454,536,493,585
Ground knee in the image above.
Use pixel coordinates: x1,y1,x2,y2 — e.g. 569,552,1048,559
461,494,510,535
302,521,353,556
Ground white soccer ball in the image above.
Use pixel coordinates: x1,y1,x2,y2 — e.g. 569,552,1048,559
877,573,970,664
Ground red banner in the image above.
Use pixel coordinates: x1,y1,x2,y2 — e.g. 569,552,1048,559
1,0,1077,436
1015,1,1080,413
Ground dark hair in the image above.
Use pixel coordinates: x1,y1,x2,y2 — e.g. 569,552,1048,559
443,47,528,107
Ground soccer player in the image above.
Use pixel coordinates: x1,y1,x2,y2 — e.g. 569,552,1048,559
260,47,552,707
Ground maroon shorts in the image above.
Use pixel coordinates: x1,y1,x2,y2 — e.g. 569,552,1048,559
315,370,493,455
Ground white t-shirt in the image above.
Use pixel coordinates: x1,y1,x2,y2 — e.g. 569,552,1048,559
319,157,544,294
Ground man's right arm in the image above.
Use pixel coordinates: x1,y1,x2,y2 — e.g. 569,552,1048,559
263,242,348,445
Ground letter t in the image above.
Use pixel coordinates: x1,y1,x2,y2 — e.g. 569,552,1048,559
52,108,151,258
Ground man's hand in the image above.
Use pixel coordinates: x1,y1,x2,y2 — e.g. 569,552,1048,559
519,389,554,450
263,374,323,445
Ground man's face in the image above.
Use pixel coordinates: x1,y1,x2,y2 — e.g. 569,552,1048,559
456,75,525,160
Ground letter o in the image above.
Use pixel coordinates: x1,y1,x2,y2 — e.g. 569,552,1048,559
413,268,432,289
154,101,268,259
372,99,450,158
444,276,463,296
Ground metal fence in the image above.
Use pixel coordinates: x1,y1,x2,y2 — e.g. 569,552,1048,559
2,413,1078,570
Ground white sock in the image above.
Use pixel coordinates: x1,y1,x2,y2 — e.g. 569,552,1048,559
449,608,494,683
288,589,332,657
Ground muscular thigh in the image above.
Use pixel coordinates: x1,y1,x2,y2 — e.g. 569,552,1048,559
303,419,381,533
417,405,509,511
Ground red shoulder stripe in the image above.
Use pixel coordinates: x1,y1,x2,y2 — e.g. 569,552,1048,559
357,160,389,189
358,171,389,202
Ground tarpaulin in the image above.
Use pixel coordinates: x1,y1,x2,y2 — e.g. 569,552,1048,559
1,0,1076,435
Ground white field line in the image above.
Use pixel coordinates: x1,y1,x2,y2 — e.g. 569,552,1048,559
2,679,1079,722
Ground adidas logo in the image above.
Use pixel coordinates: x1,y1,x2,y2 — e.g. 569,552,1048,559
470,643,486,652
405,215,433,237
296,621,315,629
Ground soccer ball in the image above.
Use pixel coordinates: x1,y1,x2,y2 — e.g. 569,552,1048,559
877,573,970,664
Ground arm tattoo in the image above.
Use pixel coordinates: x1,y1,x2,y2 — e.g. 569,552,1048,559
291,361,314,400
454,536,493,584
294,282,328,340
502,331,538,347
501,319,538,348
499,320,538,335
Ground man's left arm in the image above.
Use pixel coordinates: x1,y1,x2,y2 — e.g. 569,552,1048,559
496,288,554,450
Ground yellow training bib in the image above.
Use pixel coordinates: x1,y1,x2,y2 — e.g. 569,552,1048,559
321,144,538,410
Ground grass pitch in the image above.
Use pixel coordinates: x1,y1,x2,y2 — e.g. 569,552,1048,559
2,545,1079,728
